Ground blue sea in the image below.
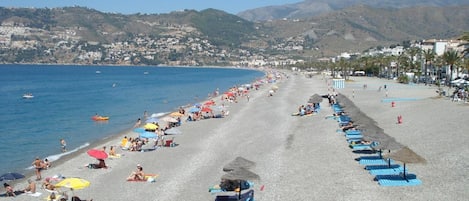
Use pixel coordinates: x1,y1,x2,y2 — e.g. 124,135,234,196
0,65,264,173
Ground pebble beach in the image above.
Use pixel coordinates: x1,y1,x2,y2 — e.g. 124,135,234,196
5,71,469,201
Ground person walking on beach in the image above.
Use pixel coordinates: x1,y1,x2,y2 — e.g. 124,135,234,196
32,157,42,180
60,139,67,152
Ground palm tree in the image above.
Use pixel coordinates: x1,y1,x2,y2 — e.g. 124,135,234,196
423,49,435,85
442,50,461,86
458,32,469,57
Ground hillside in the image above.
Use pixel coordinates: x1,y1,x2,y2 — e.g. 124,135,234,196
238,0,469,21
0,5,468,65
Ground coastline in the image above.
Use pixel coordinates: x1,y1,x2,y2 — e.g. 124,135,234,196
6,72,469,201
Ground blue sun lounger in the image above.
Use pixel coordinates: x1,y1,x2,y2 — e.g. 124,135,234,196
346,134,363,139
359,155,381,160
376,174,422,186
369,166,405,175
345,130,362,135
359,158,395,166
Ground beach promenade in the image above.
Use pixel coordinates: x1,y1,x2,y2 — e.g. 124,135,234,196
7,72,469,201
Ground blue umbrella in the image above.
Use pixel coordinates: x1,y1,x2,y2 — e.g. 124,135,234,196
133,128,146,133
145,117,159,123
0,172,25,181
139,132,158,139
189,107,201,113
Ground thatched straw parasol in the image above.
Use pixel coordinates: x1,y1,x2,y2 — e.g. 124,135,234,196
223,157,256,172
383,146,427,180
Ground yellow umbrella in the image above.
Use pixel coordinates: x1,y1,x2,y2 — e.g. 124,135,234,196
170,112,184,117
144,123,158,130
55,178,90,190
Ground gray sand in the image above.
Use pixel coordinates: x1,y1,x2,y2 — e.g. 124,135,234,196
8,73,469,201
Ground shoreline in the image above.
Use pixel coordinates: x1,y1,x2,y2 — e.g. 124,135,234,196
6,67,268,193
7,72,468,200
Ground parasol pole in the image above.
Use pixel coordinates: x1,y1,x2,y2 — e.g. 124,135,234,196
403,163,407,181
238,180,241,199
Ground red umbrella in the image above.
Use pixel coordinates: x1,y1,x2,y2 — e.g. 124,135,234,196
201,107,212,113
87,149,108,159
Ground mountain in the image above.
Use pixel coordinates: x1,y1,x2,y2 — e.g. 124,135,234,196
0,5,468,65
262,5,469,56
238,0,469,21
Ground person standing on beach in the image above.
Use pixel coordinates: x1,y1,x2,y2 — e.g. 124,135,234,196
60,139,67,152
32,157,42,180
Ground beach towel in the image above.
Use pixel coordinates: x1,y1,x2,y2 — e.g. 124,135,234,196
127,174,159,182
26,192,42,197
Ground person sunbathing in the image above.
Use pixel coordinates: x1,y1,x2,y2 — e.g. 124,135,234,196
127,165,145,181
4,183,15,197
42,178,55,191
23,179,37,193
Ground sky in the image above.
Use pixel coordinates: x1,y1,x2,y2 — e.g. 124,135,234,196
0,0,302,15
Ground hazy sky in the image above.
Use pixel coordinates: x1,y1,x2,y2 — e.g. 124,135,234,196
0,0,302,14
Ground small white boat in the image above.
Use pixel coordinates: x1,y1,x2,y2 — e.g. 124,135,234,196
144,72,149,75
96,71,101,74
23,93,34,99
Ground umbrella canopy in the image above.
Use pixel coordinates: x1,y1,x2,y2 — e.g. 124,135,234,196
0,172,25,181
139,131,158,139
223,157,256,172
144,123,158,130
162,116,178,123
164,127,182,135
204,100,215,106
87,149,108,159
145,117,159,123
133,128,146,133
383,146,427,164
201,107,212,113
55,178,90,190
170,112,184,117
189,107,201,113
222,167,260,181
309,94,323,103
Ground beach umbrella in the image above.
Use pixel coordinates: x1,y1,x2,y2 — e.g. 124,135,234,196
204,100,215,106
55,178,90,190
87,149,108,160
139,131,158,139
133,128,146,133
164,127,182,135
383,146,427,180
170,112,184,117
222,167,260,182
224,92,234,97
309,94,323,103
144,123,158,130
201,107,212,113
162,116,178,123
223,157,256,172
0,172,25,181
145,117,159,123
189,107,201,113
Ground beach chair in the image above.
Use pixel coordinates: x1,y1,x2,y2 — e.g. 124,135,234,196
214,189,254,201
376,174,422,186
164,137,176,147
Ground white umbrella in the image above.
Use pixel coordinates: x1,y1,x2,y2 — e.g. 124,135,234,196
162,116,178,123
164,127,182,135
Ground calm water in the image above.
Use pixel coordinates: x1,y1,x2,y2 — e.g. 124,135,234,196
0,65,264,173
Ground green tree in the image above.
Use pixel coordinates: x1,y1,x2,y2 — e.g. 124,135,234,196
423,49,435,85
442,50,461,86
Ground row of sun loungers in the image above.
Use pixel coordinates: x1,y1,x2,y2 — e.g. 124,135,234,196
330,104,422,187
